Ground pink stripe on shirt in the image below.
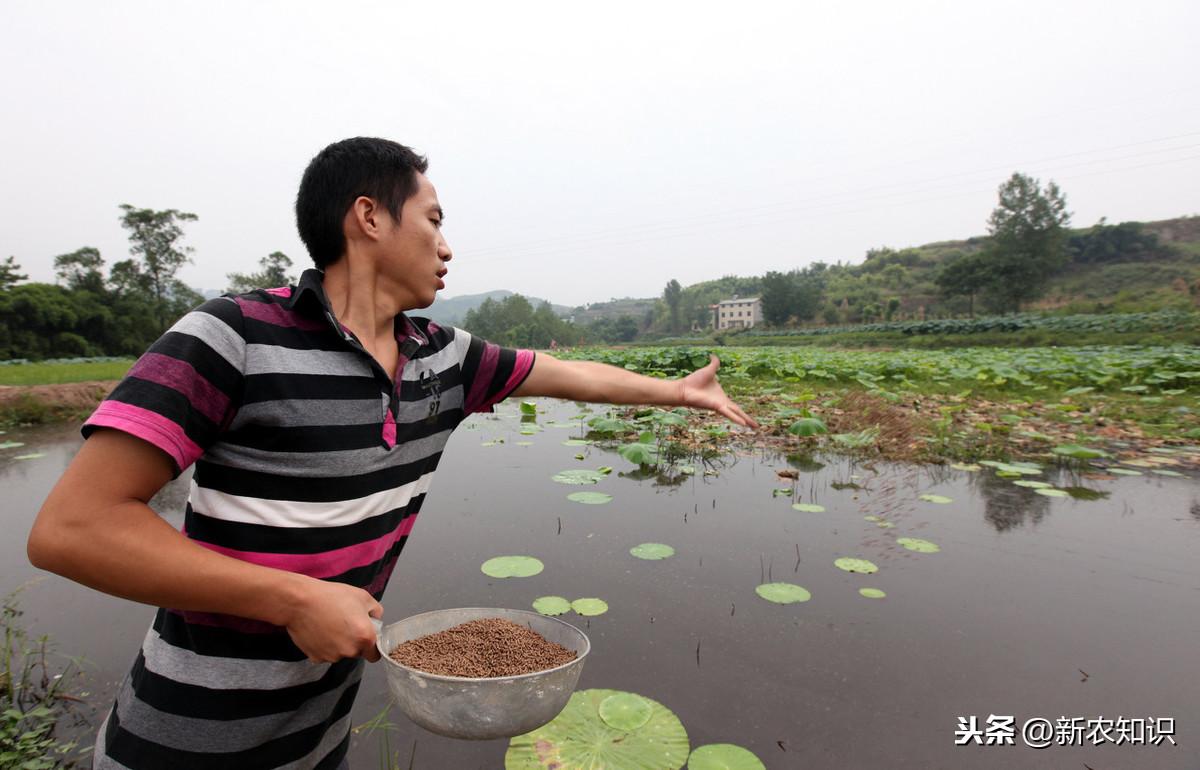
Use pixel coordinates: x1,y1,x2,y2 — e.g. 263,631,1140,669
478,350,535,413
236,297,327,331
84,401,204,471
127,353,230,426
190,515,419,579
464,342,500,414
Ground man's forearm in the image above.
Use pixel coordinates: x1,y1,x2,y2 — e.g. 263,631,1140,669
515,357,683,406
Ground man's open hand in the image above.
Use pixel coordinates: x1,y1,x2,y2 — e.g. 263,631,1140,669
677,355,759,429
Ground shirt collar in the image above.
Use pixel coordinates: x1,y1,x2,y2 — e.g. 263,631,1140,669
287,268,429,348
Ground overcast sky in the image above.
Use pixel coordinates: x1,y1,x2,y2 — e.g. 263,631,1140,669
2,1,1198,307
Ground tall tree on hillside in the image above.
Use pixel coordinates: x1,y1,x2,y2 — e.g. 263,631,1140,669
760,271,795,326
981,173,1070,312
663,279,683,333
227,251,297,293
54,247,106,293
0,256,28,290
935,252,990,318
118,204,198,331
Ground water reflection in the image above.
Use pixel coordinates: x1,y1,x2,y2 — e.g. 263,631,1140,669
969,470,1052,531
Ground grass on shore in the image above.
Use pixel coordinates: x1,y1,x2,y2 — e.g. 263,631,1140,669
0,361,132,387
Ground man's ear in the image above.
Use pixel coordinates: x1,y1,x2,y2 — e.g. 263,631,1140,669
347,196,384,242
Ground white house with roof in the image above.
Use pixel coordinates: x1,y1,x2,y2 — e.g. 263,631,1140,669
713,297,763,330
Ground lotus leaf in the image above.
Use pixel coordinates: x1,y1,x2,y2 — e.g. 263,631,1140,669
598,692,653,731
754,583,811,604
504,689,689,770
791,503,825,513
481,556,544,578
896,537,940,553
532,596,572,616
859,588,887,599
553,469,606,485
571,598,608,616
1052,444,1109,460
918,494,952,504
630,543,675,560
834,557,878,574
687,744,766,770
1013,480,1052,489
1034,488,1069,498
787,417,828,437
520,400,537,415
567,492,612,505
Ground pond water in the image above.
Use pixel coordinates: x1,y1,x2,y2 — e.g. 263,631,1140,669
4,400,1200,769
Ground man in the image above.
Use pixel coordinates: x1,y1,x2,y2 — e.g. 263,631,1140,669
28,137,757,768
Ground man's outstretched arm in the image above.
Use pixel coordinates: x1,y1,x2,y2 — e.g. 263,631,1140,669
26,429,382,663
511,353,759,429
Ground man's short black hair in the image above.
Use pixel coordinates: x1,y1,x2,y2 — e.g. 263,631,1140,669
295,138,429,269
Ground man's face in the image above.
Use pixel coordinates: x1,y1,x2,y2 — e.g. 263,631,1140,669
377,172,452,310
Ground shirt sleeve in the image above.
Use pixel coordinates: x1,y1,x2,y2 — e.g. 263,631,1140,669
82,297,246,477
453,327,535,415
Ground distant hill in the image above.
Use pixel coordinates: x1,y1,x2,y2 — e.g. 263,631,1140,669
423,290,571,326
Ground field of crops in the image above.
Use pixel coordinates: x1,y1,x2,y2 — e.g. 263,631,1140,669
737,309,1198,338
561,345,1200,395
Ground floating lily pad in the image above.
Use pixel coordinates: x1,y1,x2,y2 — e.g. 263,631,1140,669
677,465,696,475
481,556,544,578
1064,486,1109,500
1106,467,1143,476
791,503,825,513
876,521,895,529
504,689,689,770
834,557,878,574
687,744,766,770
1012,480,1052,489
571,598,608,616
516,440,535,446
630,543,675,560
1151,469,1185,477
772,488,792,497
520,400,538,415
859,588,887,599
863,515,881,522
573,453,585,460
481,440,504,447
1053,444,1109,460
1034,488,1069,498
787,417,828,437
563,439,592,447
0,441,26,450
896,537,940,553
598,693,653,732
13,453,45,460
544,421,580,429
532,596,572,616
1120,459,1156,468
950,463,981,472
519,426,541,435
567,491,612,505
754,583,811,604
995,470,1022,479
918,494,952,504
553,469,606,485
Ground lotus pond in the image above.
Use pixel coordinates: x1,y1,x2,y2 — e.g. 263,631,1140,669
4,397,1200,769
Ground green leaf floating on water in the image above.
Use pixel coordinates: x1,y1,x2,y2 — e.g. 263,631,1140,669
1052,444,1110,460
859,588,887,599
876,521,895,529
504,689,689,770
481,556,544,578
553,469,606,485
598,692,653,732
772,488,792,497
786,417,828,437
1152,469,1185,477
1013,480,1052,489
630,543,675,560
896,537,940,553
520,400,537,415
13,453,45,460
1034,488,1070,498
516,441,534,446
834,557,878,574
950,463,981,472
791,503,825,513
918,494,952,504
571,598,608,616
618,442,659,466
863,515,881,522
754,583,811,604
532,596,572,616
562,439,592,446
687,743,766,770
1106,467,1143,476
0,441,26,450
567,491,612,505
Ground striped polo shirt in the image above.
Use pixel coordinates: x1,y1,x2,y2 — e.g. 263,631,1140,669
82,269,534,769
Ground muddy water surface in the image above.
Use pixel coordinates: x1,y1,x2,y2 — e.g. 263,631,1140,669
4,403,1200,769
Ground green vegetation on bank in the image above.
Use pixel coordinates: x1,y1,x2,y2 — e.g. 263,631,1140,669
0,358,133,386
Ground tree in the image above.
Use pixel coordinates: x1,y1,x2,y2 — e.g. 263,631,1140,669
662,279,682,334
760,271,795,326
935,252,990,318
54,247,106,293
227,251,297,293
981,173,1070,312
0,256,28,290
118,204,198,331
